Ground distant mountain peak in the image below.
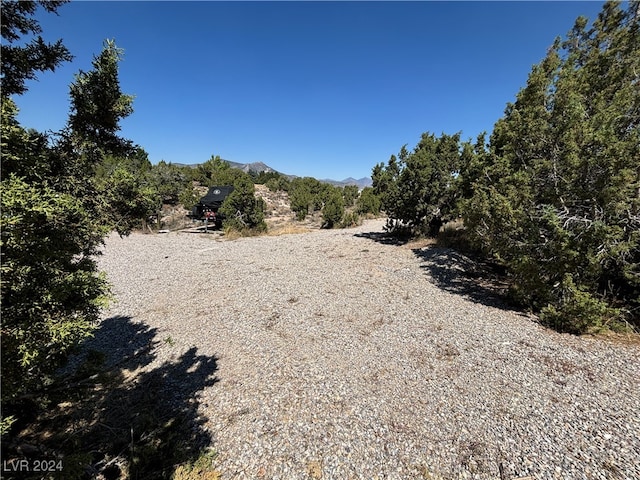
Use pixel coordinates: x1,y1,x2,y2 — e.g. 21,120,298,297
218,159,372,187
321,177,373,188
223,160,276,174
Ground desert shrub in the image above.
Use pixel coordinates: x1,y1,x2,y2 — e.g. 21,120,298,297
539,275,621,334
321,189,345,228
220,174,267,232
288,177,318,220
342,185,359,207
356,187,381,216
178,182,201,211
265,177,280,192
340,211,362,228
372,133,468,237
460,2,639,332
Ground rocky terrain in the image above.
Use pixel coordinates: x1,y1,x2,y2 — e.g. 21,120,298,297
90,218,640,480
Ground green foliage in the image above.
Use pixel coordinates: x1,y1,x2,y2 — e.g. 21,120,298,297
342,185,359,207
1,97,51,180
288,177,332,221
92,150,162,234
289,188,311,220
220,174,267,232
356,187,382,216
0,415,16,436
68,39,135,157
265,177,279,192
369,1,638,333
460,1,640,332
315,183,335,211
250,169,283,185
289,177,316,220
173,450,220,480
321,189,345,228
178,182,201,211
195,155,245,186
373,133,469,237
540,275,620,334
96,147,152,178
0,0,73,96
148,160,191,205
97,166,160,235
1,8,151,415
340,211,362,229
1,175,110,401
265,175,291,192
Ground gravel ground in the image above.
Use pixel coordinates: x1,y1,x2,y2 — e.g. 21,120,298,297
93,218,640,480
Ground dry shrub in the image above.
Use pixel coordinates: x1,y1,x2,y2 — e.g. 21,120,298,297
266,223,311,236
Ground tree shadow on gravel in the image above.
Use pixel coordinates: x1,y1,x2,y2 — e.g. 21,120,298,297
411,247,520,312
355,229,520,313
354,230,410,246
2,315,220,480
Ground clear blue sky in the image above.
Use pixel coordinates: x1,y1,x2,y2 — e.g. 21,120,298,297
15,1,605,180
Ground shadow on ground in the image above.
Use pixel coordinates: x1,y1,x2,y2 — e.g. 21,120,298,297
354,230,410,246
3,315,219,480
411,247,519,311
356,229,519,313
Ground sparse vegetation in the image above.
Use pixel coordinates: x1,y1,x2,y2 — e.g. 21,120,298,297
321,188,345,228
356,186,382,216
373,1,639,334
2,1,638,478
173,451,221,480
220,174,267,233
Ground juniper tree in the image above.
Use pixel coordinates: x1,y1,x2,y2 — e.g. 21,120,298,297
462,1,639,332
322,188,345,228
220,174,267,232
373,133,468,236
1,10,146,420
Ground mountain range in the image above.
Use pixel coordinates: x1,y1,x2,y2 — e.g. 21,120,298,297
226,160,372,188
175,159,372,188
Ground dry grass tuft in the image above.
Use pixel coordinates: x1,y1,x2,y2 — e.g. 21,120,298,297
266,223,311,236
173,450,221,480
404,237,438,250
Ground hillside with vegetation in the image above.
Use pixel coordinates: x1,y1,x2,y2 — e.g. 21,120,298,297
0,0,638,478
373,2,639,334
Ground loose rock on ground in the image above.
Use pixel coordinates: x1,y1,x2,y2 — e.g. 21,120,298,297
92,218,640,480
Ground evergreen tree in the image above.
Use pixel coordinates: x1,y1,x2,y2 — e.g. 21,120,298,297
356,187,382,216
1,102,111,408
0,0,73,96
289,177,325,220
0,2,99,411
219,174,266,232
342,185,359,207
462,1,639,332
1,5,147,419
148,160,190,205
265,174,291,192
194,155,245,186
322,188,345,228
66,39,135,159
62,40,157,235
373,133,468,236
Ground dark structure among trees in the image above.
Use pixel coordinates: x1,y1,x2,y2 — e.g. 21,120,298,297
188,185,235,228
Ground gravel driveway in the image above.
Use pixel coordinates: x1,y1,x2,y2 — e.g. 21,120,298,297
94,218,640,480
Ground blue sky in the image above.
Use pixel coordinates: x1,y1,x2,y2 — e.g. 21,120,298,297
15,1,605,180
